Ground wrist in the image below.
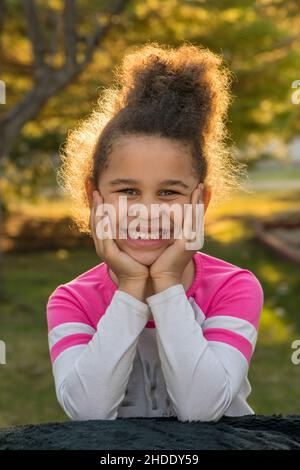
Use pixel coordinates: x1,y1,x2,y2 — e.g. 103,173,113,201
118,278,148,301
151,276,181,294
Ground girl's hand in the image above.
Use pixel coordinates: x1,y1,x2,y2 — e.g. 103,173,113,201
149,183,204,293
90,190,150,296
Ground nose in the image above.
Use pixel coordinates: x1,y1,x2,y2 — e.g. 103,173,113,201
127,196,163,227
119,195,176,232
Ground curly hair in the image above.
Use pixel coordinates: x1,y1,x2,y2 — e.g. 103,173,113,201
57,41,247,234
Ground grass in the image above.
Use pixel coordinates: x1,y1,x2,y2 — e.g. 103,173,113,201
1,188,300,426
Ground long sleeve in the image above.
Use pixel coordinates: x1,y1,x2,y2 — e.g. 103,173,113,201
146,276,263,423
46,287,150,421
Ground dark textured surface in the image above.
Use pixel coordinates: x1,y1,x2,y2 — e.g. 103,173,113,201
1,415,300,450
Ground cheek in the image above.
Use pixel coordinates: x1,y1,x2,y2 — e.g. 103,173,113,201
102,197,122,233
163,199,188,225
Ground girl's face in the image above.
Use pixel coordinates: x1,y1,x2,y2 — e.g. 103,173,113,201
95,134,210,266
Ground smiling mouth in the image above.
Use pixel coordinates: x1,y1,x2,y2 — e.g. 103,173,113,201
119,228,171,240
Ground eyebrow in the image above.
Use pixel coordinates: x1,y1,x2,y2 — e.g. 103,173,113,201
109,178,139,186
160,179,189,189
109,178,189,189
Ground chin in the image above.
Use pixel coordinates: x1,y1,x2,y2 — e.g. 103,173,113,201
126,249,161,266
116,239,168,266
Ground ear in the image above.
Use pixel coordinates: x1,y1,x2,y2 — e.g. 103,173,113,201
203,184,212,214
85,177,96,209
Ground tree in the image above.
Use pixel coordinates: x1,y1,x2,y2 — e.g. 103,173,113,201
0,0,131,300
0,0,130,161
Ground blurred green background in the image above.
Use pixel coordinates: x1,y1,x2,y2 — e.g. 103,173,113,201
1,0,300,426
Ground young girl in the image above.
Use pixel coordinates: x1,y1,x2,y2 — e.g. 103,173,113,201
47,42,264,422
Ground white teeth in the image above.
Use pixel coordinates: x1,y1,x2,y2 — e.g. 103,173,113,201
132,232,160,240
139,232,159,239
139,233,149,239
120,228,171,239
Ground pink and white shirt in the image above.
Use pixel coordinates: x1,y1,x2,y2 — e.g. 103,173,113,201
46,251,264,422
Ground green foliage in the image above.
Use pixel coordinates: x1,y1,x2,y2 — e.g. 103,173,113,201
2,0,300,156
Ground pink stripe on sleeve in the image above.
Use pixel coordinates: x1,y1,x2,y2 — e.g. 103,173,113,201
50,333,93,363
203,327,253,363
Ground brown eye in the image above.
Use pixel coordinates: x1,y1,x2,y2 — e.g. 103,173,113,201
118,188,138,195
160,190,179,196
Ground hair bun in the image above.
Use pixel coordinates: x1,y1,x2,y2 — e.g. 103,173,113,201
113,42,234,138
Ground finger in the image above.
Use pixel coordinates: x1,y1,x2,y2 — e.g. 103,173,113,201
193,183,204,233
183,185,198,241
183,183,202,245
91,191,105,253
92,191,118,263
189,183,204,250
95,199,121,259
90,191,98,240
89,193,102,259
191,184,198,233
93,190,108,241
